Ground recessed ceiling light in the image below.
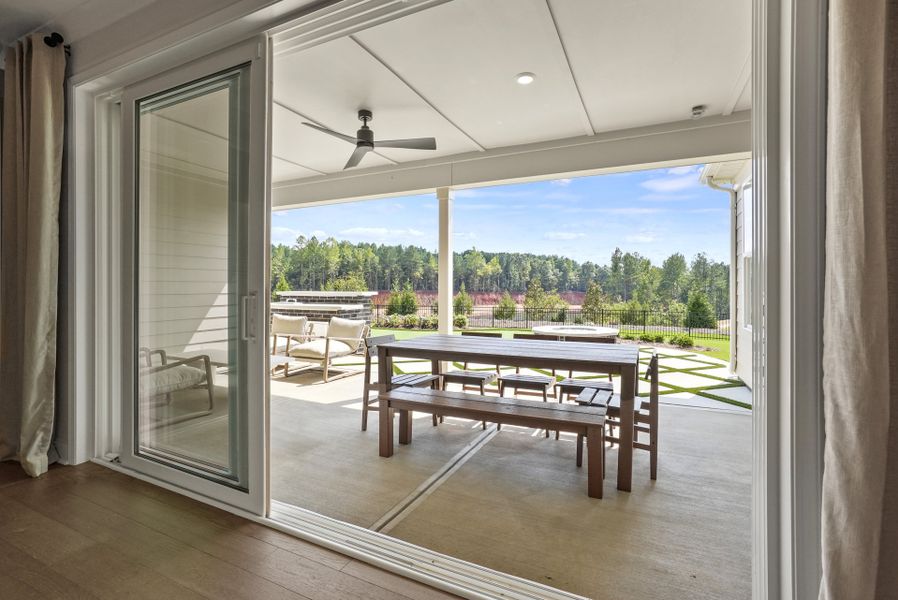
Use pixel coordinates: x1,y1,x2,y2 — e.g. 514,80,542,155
515,72,536,85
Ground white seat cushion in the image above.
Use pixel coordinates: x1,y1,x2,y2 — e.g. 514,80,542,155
272,314,308,337
288,338,354,360
326,317,366,350
140,364,206,397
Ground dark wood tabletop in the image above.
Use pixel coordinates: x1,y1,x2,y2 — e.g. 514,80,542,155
376,334,639,492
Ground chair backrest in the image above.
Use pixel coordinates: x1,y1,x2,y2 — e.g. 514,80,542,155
461,331,502,338
513,333,559,341
271,314,309,337
643,353,660,413
327,317,368,351
364,334,396,358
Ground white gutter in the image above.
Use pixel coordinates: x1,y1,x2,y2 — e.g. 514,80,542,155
703,176,738,375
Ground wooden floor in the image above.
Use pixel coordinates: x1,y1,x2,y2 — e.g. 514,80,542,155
0,461,457,600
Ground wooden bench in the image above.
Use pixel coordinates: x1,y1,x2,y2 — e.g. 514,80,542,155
377,386,608,498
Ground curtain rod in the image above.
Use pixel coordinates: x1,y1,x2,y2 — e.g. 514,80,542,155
43,32,71,56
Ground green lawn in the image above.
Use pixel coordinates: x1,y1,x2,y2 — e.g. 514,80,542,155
371,327,731,363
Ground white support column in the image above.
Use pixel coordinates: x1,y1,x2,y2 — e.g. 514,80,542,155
437,187,454,335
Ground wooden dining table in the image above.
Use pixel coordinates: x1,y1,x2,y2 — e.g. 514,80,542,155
376,334,640,492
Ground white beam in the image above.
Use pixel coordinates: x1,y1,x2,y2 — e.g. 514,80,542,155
437,187,453,336
273,111,751,209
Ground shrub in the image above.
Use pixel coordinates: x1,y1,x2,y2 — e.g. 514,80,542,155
620,332,636,340
453,284,474,315
453,314,468,329
402,315,419,329
669,333,694,348
386,282,418,316
272,273,290,301
638,333,656,343
685,291,717,329
421,316,439,330
322,272,367,292
385,314,403,328
492,292,517,320
581,281,605,317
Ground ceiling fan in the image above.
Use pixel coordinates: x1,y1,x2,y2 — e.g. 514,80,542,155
302,109,437,170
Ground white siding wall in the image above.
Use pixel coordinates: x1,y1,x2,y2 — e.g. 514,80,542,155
137,107,232,356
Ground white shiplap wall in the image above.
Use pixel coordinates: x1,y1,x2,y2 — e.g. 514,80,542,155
137,103,233,356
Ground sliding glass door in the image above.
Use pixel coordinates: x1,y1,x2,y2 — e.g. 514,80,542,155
120,39,269,513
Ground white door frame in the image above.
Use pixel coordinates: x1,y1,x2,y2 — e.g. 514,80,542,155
116,37,271,515
752,0,826,597
64,0,826,596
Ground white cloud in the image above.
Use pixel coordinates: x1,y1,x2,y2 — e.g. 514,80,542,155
271,227,302,245
551,178,572,186
309,229,328,238
454,231,478,240
338,227,425,241
640,174,700,193
666,164,702,175
544,231,586,240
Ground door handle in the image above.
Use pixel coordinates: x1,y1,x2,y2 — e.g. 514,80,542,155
241,293,257,341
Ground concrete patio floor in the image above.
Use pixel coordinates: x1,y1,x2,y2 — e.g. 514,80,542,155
270,344,752,599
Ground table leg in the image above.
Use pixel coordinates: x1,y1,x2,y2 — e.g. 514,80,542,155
378,348,394,458
617,365,635,492
587,425,604,499
399,409,412,444
431,360,441,426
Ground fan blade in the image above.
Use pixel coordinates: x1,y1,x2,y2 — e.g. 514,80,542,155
302,122,357,144
344,145,371,169
375,137,437,150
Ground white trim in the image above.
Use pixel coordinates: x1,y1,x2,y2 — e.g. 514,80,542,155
437,187,454,336
752,0,826,597
117,37,270,515
272,112,752,207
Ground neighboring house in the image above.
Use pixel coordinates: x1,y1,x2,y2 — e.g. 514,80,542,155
701,160,753,388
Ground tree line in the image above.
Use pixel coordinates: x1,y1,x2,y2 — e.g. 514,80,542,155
271,235,730,313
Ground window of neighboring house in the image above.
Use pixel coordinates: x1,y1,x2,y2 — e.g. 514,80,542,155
742,183,753,329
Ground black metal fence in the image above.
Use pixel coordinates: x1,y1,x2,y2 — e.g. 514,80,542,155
371,304,730,340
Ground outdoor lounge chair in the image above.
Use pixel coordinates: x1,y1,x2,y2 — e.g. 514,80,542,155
138,347,215,425
271,314,311,356
286,316,369,382
360,334,441,431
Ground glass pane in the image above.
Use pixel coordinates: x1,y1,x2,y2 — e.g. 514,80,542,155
135,68,248,483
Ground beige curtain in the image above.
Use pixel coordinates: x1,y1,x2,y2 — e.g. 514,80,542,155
0,35,67,477
821,0,898,597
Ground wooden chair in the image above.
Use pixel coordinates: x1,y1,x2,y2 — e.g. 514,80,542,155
438,331,502,429
600,353,660,479
492,333,557,437
556,335,616,399
138,347,215,425
360,335,441,431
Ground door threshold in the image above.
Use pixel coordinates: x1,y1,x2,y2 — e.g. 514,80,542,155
269,500,588,600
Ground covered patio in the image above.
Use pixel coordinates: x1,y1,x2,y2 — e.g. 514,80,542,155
269,342,751,598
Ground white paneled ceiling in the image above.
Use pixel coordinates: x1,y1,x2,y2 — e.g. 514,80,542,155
272,0,751,183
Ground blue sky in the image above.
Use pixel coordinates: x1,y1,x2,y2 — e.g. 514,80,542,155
271,164,730,265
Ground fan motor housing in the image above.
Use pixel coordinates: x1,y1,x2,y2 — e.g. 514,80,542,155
356,127,374,145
